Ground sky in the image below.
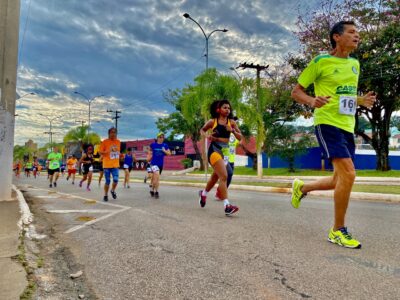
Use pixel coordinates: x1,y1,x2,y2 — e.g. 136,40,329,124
15,0,320,146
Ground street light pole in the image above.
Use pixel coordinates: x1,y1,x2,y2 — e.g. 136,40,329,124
74,91,103,135
39,113,61,151
183,13,228,70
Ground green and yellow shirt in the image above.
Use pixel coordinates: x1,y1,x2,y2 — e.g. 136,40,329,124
47,152,62,170
298,54,360,133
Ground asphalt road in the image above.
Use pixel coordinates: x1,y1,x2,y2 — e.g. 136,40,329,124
16,175,400,300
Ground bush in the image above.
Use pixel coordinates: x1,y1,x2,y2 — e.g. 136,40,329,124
181,158,193,168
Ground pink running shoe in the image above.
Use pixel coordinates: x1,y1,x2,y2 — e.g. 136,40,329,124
224,204,239,216
198,190,207,208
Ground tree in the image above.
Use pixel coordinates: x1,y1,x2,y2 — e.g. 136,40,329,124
270,125,314,172
63,125,101,150
13,145,34,162
292,0,400,170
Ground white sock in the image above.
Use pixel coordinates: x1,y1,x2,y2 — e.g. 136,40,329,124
223,199,230,207
202,190,208,196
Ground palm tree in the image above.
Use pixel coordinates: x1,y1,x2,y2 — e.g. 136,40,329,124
63,125,101,153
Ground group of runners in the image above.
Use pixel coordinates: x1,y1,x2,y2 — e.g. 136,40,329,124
13,159,42,178
21,21,376,249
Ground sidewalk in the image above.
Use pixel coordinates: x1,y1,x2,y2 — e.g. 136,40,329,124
0,197,27,300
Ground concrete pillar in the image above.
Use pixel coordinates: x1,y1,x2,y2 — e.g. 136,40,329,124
0,0,20,200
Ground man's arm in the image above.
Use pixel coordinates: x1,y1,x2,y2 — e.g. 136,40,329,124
357,91,376,108
291,84,330,108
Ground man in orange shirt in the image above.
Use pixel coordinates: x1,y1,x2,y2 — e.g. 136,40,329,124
99,127,121,202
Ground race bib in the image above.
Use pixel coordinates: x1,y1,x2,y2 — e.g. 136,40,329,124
151,165,160,172
224,156,229,166
123,164,129,169
110,151,119,159
89,166,93,172
51,161,59,168
229,147,235,155
339,96,357,115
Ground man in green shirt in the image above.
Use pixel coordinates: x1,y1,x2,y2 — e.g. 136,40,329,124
47,146,62,188
291,21,376,249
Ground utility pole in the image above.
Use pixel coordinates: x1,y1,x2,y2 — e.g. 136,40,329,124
238,62,269,178
0,0,20,200
107,109,121,131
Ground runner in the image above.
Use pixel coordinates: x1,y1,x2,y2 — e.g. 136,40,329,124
291,20,376,249
32,158,39,179
60,162,66,177
47,146,62,188
216,133,241,200
123,148,136,188
79,146,94,191
198,100,241,216
66,155,78,184
99,128,121,201
147,132,171,199
24,160,32,177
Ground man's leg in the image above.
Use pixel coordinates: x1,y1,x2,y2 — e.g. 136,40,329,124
103,169,110,196
331,158,355,230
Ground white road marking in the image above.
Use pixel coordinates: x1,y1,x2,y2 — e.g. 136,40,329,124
47,209,118,214
20,185,131,234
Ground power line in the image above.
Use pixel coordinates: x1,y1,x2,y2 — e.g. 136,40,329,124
18,0,33,66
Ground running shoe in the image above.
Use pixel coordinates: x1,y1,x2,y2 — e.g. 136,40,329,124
150,191,155,197
103,196,108,202
66,176,69,181
53,182,57,188
79,181,83,188
291,178,306,209
144,176,147,183
110,190,117,199
87,186,91,191
328,227,361,249
155,192,159,199
225,204,239,216
199,190,207,208
215,189,223,201
127,185,130,189
72,181,75,185
49,184,52,188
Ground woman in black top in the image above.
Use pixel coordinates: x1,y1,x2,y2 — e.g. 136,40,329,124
198,100,242,216
79,145,94,191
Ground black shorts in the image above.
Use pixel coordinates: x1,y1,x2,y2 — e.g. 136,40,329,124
47,168,60,175
82,164,93,175
315,124,355,161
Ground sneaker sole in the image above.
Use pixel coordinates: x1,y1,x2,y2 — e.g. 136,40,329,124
327,237,362,249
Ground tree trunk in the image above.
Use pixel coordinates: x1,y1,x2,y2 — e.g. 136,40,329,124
191,137,204,171
239,144,257,170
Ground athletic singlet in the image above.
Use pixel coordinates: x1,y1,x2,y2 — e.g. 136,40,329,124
211,118,232,140
82,154,94,166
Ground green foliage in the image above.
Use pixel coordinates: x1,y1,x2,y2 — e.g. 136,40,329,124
181,158,193,168
269,125,314,172
13,145,33,162
63,125,101,146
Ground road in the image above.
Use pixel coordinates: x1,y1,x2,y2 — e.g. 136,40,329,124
16,175,400,300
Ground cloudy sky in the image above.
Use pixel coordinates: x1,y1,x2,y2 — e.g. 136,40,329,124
15,0,320,146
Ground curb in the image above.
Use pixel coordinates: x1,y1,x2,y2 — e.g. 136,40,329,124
155,181,400,204
12,185,46,240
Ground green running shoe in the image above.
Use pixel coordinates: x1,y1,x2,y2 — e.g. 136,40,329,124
291,178,306,208
328,227,362,249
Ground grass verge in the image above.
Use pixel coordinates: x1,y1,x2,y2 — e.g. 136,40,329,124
17,230,37,300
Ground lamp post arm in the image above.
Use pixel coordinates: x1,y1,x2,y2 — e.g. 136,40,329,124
187,16,207,40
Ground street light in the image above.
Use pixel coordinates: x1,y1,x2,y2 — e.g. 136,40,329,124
229,67,242,81
183,13,228,69
16,92,35,100
74,91,104,135
39,113,62,150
